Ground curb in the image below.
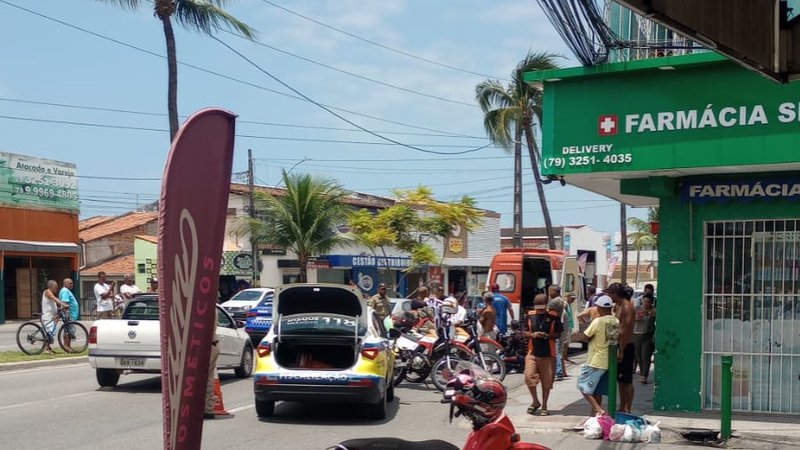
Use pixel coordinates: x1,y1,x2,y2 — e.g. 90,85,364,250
0,356,88,372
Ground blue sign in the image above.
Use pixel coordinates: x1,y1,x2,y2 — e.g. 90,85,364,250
682,178,800,203
352,267,379,296
325,254,411,269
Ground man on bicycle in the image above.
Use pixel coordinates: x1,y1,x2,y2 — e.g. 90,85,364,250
59,278,79,352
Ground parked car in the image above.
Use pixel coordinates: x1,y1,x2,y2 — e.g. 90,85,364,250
253,284,395,420
244,293,274,344
221,287,274,320
88,295,253,387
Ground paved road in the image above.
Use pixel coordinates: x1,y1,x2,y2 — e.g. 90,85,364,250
2,360,770,450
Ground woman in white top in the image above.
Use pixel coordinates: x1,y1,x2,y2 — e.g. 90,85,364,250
41,280,66,354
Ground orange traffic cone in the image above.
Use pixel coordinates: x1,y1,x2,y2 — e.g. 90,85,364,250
212,377,230,415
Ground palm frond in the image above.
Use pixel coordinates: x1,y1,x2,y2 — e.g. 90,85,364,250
475,80,514,113
94,0,143,11
512,51,560,92
174,1,256,39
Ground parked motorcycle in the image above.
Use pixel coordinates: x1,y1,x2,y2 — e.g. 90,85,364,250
392,311,472,387
330,362,551,450
458,313,506,383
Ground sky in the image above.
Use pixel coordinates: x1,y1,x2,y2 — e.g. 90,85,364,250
0,0,648,235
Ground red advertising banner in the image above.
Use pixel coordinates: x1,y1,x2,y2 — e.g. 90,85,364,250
158,108,236,450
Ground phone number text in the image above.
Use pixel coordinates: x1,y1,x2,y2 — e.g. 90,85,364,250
543,153,633,169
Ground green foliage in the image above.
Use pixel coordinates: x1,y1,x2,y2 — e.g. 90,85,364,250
233,171,350,282
0,349,88,363
628,216,658,249
475,52,559,151
348,186,484,272
96,1,255,38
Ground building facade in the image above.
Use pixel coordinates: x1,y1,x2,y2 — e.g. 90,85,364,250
604,0,702,63
527,52,800,415
0,152,80,323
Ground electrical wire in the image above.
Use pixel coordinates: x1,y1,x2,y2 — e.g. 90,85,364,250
260,0,511,81
0,96,487,139
211,35,492,156
0,0,481,138
0,114,499,149
221,29,477,108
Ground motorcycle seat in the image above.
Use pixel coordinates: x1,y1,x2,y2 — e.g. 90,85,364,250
332,438,459,450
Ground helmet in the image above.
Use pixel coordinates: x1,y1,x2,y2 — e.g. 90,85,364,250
454,378,507,429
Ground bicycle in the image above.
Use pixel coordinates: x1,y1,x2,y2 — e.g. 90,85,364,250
16,307,89,355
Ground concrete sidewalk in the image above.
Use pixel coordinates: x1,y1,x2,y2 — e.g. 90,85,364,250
506,353,800,448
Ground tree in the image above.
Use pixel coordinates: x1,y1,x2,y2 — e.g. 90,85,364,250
627,207,659,287
348,186,484,294
233,171,350,283
96,0,254,141
476,52,559,249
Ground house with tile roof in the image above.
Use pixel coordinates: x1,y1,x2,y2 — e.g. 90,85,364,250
78,211,158,313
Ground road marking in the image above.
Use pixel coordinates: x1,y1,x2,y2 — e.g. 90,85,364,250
0,391,98,412
228,404,254,413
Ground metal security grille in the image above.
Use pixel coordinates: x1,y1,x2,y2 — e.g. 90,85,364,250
703,220,800,413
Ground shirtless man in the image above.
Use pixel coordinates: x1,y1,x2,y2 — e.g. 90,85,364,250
606,282,636,413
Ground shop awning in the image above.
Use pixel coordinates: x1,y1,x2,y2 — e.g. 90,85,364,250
0,239,80,254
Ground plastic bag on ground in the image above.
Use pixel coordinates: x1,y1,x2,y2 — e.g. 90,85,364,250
621,424,642,443
608,424,626,442
597,413,616,440
641,422,662,443
583,416,602,440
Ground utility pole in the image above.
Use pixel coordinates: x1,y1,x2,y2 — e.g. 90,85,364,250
248,149,259,287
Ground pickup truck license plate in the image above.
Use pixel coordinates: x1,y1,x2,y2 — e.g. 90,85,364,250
119,357,145,367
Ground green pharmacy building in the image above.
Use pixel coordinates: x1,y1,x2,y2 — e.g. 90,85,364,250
526,53,800,414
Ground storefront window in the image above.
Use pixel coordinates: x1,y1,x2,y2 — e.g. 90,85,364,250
703,219,800,414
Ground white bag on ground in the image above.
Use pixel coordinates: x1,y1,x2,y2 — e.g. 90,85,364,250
609,424,626,442
583,416,603,440
621,424,642,443
641,422,662,443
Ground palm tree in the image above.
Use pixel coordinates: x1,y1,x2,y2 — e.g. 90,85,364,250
233,171,351,283
628,207,659,286
476,52,559,249
96,1,254,141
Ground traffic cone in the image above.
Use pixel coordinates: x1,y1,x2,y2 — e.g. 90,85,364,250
212,377,230,415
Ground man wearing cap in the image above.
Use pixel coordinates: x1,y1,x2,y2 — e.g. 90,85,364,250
368,282,392,321
523,294,562,416
572,295,620,418
490,283,514,335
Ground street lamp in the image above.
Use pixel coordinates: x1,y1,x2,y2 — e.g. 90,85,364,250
274,157,310,188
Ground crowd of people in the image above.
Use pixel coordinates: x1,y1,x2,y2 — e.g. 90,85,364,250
383,280,657,424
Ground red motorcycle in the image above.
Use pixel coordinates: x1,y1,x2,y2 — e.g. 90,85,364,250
330,363,551,450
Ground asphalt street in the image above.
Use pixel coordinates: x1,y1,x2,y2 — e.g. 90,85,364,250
2,359,782,450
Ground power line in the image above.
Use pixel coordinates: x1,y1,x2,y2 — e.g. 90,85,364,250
256,156,510,163
0,96,485,139
221,30,477,108
211,36,492,156
260,0,511,81
0,113,496,149
0,0,481,139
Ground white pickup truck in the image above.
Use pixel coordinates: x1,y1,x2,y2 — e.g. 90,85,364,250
88,294,254,387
